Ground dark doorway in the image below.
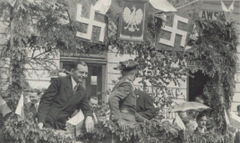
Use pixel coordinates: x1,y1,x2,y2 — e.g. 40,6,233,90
86,64,103,104
188,71,209,101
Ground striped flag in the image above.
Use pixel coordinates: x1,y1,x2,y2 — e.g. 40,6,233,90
173,113,186,130
0,96,11,117
224,110,230,125
15,93,25,119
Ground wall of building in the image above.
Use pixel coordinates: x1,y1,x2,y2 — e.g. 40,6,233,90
24,50,60,90
0,20,60,92
0,20,10,93
105,48,188,103
231,19,240,112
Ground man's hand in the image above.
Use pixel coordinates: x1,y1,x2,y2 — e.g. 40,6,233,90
38,122,44,129
117,119,128,130
85,116,94,133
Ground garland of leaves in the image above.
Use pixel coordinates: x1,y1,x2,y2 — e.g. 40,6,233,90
1,0,238,142
3,100,235,143
186,18,238,133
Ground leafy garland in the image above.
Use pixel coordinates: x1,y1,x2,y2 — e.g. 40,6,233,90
2,100,235,143
186,18,238,133
0,0,238,142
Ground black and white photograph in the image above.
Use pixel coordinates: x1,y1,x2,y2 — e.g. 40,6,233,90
0,0,240,142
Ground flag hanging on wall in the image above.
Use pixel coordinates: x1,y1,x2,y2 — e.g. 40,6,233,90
119,1,147,41
15,93,25,119
66,0,111,43
0,96,11,117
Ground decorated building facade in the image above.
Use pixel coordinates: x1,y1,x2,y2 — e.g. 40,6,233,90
0,0,240,112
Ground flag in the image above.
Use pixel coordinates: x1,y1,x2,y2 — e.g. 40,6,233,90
0,96,11,117
173,113,186,130
224,110,230,125
66,0,109,42
119,1,147,41
15,93,25,119
149,0,177,12
94,0,112,15
67,110,85,137
221,0,235,12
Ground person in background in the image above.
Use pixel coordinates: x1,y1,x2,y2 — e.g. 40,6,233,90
109,59,140,129
135,89,158,121
178,111,198,133
237,105,240,117
195,112,207,134
0,96,11,143
234,105,240,143
37,62,94,132
0,114,3,143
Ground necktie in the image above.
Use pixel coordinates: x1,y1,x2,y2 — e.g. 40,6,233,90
73,83,79,92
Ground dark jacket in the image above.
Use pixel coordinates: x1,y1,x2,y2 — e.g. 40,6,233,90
135,90,158,120
235,130,240,143
37,76,92,129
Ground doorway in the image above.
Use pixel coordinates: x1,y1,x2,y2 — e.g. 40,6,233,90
188,71,209,101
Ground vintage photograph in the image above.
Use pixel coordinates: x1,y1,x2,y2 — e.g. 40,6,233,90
0,0,240,142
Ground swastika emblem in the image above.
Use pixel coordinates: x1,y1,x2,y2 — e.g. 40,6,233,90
76,4,106,42
159,15,189,47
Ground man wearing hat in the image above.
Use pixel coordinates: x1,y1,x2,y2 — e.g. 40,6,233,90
109,59,145,130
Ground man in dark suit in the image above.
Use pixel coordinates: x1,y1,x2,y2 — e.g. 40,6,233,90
135,89,158,121
37,62,94,132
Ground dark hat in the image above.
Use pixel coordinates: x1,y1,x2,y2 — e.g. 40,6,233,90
114,59,138,71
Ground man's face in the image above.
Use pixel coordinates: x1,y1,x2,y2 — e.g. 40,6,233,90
197,116,207,128
72,64,88,83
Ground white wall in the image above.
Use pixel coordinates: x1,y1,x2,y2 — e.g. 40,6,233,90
24,50,60,89
105,47,188,103
0,20,10,92
231,23,240,112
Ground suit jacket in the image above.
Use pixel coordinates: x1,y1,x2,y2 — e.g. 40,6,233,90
135,90,158,120
235,130,240,143
37,76,92,129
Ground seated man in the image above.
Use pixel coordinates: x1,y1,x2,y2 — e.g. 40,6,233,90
37,62,94,132
135,89,158,121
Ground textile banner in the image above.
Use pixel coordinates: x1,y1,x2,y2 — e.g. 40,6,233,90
119,1,147,41
66,0,109,42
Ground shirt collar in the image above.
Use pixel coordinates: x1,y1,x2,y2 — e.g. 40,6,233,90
71,76,77,89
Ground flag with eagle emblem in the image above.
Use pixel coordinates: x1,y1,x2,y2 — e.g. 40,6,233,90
119,1,147,41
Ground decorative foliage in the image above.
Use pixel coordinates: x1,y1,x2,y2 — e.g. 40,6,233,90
186,18,238,133
3,114,74,143
3,91,74,143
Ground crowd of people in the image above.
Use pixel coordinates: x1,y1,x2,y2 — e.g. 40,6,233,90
0,60,239,143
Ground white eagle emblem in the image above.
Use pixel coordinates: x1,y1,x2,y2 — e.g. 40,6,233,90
123,6,143,32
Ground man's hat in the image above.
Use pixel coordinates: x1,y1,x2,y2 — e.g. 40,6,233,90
114,59,138,71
